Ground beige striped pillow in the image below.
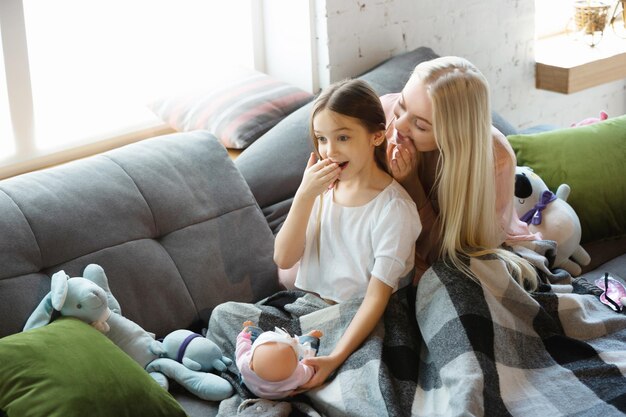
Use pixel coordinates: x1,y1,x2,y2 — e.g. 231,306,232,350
148,70,313,149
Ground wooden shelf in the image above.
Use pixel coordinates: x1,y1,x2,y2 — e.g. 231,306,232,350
535,29,626,94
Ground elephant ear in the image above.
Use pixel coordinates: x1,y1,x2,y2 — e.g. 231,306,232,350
23,271,69,331
50,271,70,311
23,293,53,331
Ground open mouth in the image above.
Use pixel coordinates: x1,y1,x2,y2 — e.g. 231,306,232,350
338,161,348,170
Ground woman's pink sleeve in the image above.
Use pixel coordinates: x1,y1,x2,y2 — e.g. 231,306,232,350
380,93,400,139
493,130,542,243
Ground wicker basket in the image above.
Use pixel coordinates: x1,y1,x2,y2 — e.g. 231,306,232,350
574,1,611,34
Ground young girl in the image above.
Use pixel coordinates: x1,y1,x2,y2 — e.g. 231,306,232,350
273,78,422,390
381,56,538,289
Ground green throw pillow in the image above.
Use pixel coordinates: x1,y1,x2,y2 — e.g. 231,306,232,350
508,115,626,244
0,317,188,417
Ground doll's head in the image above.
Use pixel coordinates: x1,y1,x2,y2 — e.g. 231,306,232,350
250,332,299,382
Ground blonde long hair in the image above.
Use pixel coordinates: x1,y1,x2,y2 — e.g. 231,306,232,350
413,56,537,290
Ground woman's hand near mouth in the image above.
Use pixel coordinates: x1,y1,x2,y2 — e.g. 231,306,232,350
388,133,417,184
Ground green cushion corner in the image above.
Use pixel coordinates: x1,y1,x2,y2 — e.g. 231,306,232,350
507,115,626,244
0,317,188,417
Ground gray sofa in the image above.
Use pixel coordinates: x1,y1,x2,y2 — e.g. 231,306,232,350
0,47,624,417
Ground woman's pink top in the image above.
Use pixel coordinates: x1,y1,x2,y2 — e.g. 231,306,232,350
381,93,540,281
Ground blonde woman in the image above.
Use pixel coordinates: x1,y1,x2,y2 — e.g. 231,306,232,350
382,56,538,289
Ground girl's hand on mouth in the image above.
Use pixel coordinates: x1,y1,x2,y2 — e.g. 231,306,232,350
298,153,340,197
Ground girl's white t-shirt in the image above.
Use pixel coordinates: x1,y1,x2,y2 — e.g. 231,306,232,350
294,179,421,303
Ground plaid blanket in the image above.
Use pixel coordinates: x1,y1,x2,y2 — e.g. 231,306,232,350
415,255,626,417
207,288,420,417
207,246,626,416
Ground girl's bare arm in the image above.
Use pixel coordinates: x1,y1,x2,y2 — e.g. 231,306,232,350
298,278,393,389
273,153,339,268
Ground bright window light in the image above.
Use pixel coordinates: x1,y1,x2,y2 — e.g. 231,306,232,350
535,0,577,39
22,0,255,151
0,35,16,158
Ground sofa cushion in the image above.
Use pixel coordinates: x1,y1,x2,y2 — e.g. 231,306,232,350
0,131,279,339
148,69,313,149
235,47,518,233
0,317,186,417
507,114,626,244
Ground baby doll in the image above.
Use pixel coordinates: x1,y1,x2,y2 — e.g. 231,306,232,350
235,320,323,399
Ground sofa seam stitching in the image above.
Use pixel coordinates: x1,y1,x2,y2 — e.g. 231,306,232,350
101,154,160,236
97,155,206,318
0,187,44,271
59,150,258,312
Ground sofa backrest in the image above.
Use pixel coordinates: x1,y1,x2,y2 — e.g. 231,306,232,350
235,46,518,234
0,132,278,338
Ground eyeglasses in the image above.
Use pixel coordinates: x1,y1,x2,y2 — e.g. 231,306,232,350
595,272,626,312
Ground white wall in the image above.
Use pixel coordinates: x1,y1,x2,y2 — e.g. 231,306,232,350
308,0,626,130
261,1,317,92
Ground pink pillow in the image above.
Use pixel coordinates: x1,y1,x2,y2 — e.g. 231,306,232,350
148,70,312,149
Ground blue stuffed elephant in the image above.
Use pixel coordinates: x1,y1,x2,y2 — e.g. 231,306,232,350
146,329,234,401
24,264,234,401
23,264,164,370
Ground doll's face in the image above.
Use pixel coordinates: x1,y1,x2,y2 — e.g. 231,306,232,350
251,342,298,382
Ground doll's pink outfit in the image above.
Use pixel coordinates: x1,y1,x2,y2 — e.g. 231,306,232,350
235,328,316,399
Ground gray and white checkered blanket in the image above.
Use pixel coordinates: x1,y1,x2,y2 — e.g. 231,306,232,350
207,246,626,416
208,287,420,417
415,254,626,417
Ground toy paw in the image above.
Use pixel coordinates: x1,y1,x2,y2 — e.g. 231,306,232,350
147,357,234,401
571,111,608,127
149,371,169,390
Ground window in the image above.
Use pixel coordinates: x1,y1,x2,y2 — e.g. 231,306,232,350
0,0,259,177
536,0,626,39
535,0,574,39
0,39,15,156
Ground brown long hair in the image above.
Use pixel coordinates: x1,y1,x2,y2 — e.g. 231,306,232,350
309,79,389,259
309,78,388,173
